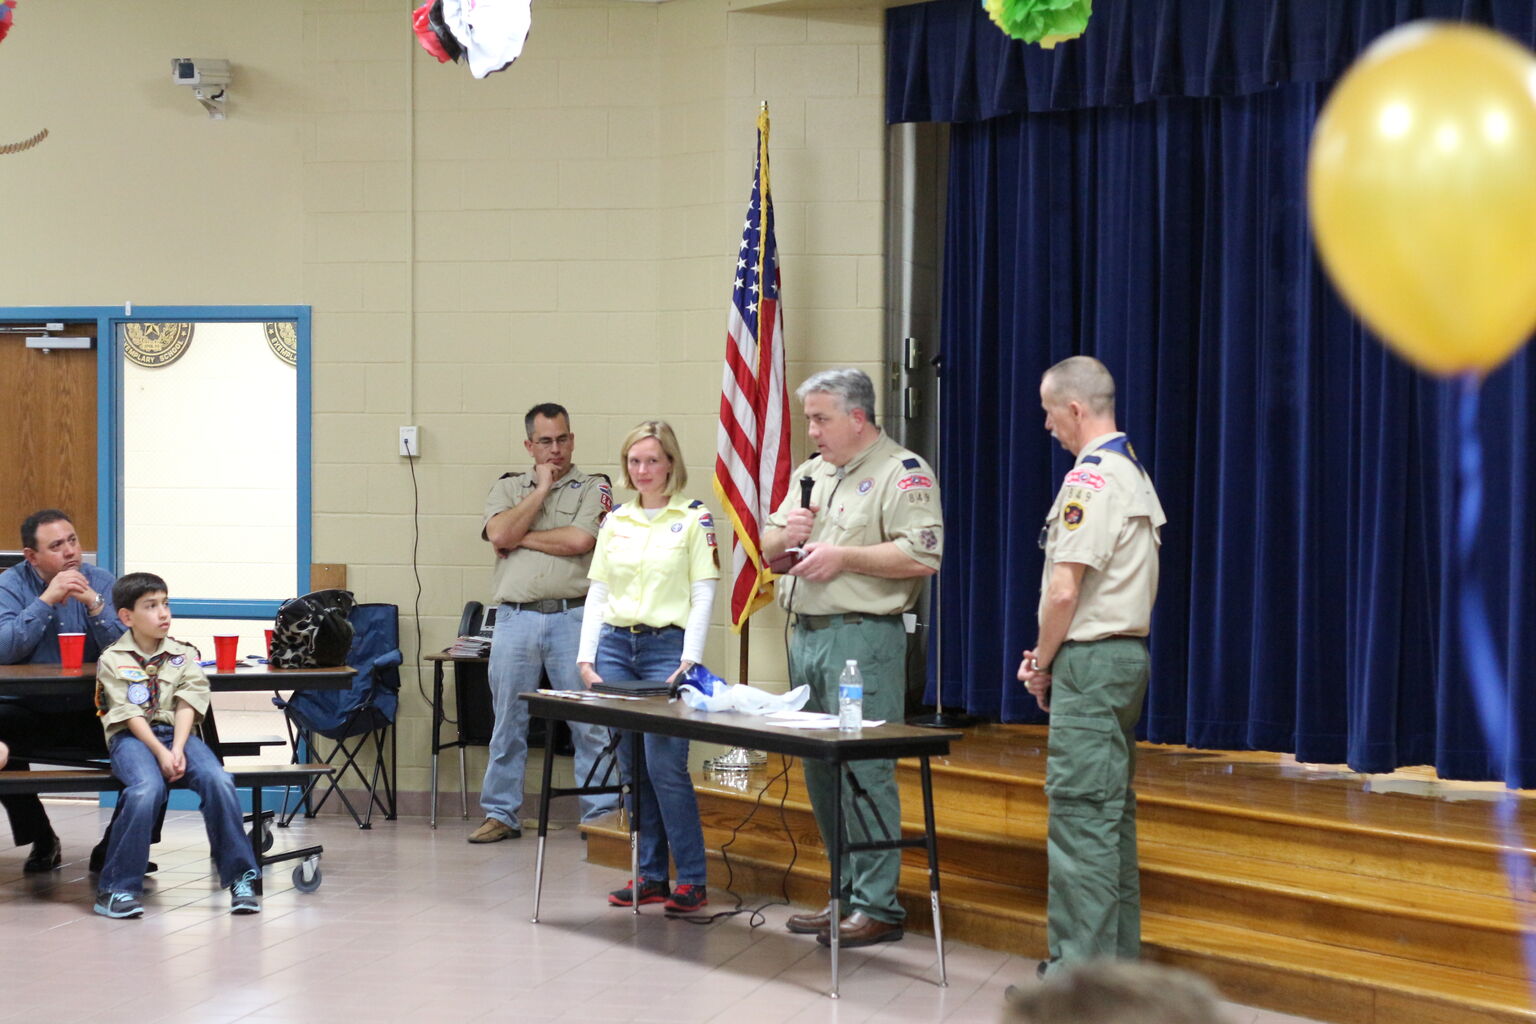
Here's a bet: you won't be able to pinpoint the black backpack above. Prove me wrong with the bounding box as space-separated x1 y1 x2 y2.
270 589 357 668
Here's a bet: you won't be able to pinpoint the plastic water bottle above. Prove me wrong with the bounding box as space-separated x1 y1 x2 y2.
838 660 864 732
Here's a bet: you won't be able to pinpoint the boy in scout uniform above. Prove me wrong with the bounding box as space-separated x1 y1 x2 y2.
763 368 943 949
93 572 259 918
1016 356 1166 983
471 403 617 843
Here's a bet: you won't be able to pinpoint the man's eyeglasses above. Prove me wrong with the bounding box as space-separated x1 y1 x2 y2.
531 434 573 449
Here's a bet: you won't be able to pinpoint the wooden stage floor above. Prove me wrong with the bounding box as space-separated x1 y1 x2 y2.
586 723 1536 1024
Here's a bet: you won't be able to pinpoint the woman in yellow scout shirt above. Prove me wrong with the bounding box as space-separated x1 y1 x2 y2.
578 421 718 913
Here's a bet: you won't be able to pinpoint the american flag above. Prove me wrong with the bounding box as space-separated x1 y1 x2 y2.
714 105 791 632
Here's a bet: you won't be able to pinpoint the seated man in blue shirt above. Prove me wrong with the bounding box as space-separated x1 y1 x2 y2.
0 509 126 872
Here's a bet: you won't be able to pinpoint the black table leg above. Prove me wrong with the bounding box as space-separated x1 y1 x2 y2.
829 761 843 999
248 783 265 896
430 660 445 829
531 716 558 923
920 755 947 986
629 731 641 917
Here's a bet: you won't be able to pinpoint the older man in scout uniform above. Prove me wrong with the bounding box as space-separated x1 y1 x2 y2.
762 367 943 949
1015 355 1166 982
470 403 617 843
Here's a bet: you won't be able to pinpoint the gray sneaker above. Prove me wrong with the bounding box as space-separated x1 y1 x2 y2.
94 891 143 919
230 869 261 914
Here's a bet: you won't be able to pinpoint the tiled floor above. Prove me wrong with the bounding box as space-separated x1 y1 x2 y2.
0 798 1327 1024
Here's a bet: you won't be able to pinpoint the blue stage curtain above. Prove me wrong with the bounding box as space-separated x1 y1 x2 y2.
903 0 1536 785
888 0 1536 122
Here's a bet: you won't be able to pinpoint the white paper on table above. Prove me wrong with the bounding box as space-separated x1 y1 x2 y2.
766 715 887 730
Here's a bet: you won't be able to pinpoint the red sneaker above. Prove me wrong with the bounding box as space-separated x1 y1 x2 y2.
608 878 670 907
664 884 708 913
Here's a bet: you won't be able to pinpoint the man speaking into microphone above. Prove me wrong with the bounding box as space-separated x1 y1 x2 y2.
763 367 944 949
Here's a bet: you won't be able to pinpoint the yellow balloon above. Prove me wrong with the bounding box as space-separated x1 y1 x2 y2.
1308 22 1536 376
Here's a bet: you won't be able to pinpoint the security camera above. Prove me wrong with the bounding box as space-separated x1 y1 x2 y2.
170 58 232 119
170 58 232 89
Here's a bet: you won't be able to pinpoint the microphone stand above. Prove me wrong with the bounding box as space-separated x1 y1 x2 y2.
910 351 978 729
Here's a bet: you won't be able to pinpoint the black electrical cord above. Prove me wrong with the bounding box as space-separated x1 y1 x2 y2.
670 560 811 927
668 750 797 926
403 438 435 721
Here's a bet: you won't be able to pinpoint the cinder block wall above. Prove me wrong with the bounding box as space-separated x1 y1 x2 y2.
0 0 889 804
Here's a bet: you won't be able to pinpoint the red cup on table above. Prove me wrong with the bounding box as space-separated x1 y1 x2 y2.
213 634 240 673
57 632 86 673
264 628 274 658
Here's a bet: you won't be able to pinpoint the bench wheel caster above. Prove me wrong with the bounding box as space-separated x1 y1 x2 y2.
249 822 274 853
292 856 322 893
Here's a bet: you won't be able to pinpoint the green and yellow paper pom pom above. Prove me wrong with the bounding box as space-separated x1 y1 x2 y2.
982 0 1092 48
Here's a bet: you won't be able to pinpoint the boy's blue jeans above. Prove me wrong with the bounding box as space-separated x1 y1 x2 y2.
100 724 256 894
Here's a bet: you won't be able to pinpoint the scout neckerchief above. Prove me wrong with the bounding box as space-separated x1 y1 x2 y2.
120 649 171 715
1078 433 1146 476
1039 434 1147 550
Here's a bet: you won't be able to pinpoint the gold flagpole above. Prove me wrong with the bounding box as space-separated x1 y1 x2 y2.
712 104 774 775
739 100 771 689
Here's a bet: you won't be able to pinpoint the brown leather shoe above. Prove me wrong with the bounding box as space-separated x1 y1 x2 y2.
785 903 835 934
467 818 521 843
815 910 904 948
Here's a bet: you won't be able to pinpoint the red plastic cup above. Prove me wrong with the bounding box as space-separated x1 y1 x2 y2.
58 632 86 673
264 628 274 657
213 634 239 673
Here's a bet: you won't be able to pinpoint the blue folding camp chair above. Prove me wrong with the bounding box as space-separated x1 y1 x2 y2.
274 602 401 829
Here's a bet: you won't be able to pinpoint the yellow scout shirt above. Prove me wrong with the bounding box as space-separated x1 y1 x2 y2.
95 633 211 742
768 431 944 617
1040 431 1166 642
589 495 719 629
482 466 611 604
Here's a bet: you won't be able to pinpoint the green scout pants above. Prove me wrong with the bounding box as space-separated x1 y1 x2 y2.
1045 636 1150 966
791 614 907 924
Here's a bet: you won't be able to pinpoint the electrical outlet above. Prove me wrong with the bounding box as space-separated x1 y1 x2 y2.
399 425 420 458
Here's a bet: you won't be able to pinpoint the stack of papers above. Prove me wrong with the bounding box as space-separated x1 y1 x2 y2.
446 635 491 657
763 711 887 730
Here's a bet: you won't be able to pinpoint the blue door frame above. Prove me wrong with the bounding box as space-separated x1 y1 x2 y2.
0 305 312 619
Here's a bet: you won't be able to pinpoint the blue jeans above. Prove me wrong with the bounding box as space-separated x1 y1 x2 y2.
597 625 706 886
482 605 619 829
101 724 255 894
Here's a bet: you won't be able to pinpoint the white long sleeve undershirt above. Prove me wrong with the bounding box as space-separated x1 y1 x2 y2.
577 578 716 669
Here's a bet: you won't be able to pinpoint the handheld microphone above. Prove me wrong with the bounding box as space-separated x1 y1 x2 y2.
769 477 816 575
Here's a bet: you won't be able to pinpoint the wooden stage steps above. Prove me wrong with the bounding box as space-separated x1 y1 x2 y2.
582 723 1536 1024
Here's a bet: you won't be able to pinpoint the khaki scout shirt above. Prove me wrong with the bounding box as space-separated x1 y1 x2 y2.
768 431 944 617
95 633 210 743
483 466 610 605
1040 431 1166 642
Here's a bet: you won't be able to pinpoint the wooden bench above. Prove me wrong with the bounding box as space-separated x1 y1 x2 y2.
0 764 334 893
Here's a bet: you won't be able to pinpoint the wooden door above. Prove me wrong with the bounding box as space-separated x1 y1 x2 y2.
0 323 98 551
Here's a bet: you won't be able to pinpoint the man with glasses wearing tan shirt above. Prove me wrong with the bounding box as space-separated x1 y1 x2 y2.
470 403 617 843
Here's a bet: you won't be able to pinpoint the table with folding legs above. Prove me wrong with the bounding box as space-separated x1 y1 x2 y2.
520 690 962 999
0 662 354 892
